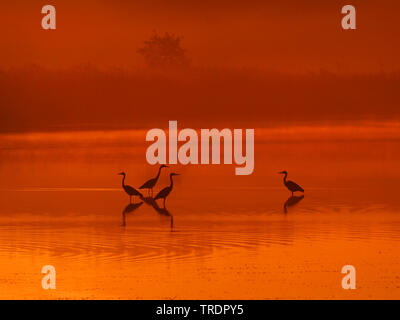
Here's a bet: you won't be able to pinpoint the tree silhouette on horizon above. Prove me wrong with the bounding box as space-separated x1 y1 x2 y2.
137 32 190 69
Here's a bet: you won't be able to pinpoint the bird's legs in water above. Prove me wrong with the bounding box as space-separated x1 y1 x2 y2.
163 198 166 208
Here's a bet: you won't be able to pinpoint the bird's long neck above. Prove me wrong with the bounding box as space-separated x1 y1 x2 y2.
283 172 287 183
169 175 174 188
121 175 126 188
155 166 163 181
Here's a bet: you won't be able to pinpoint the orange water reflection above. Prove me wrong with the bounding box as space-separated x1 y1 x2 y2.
0 124 399 299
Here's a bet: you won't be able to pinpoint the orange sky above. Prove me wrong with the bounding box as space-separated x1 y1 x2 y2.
1 0 400 133
0 0 399 73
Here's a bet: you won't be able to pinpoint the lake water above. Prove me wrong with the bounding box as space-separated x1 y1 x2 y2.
0 124 399 299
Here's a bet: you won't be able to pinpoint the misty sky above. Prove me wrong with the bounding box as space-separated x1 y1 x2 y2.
0 0 399 72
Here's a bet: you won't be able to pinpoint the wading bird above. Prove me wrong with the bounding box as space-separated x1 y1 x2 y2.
154 173 179 208
279 171 304 196
118 172 143 203
139 165 169 196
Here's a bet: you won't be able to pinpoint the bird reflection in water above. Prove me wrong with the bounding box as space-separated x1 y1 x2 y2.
123 196 174 231
140 197 174 231
283 195 304 214
121 202 143 226
151 201 174 232
139 197 174 231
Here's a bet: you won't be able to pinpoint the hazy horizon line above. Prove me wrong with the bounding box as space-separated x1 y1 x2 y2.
2 63 400 77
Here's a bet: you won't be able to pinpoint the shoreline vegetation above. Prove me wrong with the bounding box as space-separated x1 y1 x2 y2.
1 65 399 134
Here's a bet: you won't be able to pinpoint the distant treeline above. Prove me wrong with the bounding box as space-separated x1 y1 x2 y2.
0 66 399 133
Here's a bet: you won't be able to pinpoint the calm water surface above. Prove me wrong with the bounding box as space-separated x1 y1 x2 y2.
0 125 399 299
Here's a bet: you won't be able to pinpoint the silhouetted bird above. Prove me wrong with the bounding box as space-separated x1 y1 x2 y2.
139 164 169 196
279 171 304 195
141 196 157 207
154 173 179 208
118 172 143 203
